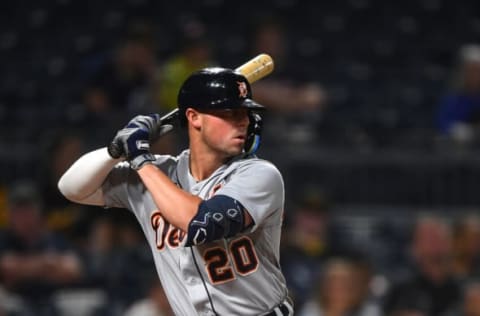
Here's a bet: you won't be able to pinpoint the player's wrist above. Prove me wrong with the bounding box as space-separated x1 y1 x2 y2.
130 153 156 170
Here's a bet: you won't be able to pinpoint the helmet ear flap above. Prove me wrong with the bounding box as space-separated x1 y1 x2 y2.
244 112 263 155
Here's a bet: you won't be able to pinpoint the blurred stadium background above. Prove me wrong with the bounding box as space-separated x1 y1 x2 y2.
1 0 480 315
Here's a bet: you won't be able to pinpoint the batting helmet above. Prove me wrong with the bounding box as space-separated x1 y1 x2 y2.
177 67 265 155
177 67 265 123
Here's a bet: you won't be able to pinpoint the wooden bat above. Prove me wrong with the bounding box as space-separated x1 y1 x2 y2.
235 53 274 84
108 54 274 158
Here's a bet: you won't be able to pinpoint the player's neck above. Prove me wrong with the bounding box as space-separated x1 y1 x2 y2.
189 146 227 181
189 153 225 182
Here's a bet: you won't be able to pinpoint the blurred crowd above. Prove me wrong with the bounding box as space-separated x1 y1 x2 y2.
1 1 480 315
281 190 480 316
0 179 479 316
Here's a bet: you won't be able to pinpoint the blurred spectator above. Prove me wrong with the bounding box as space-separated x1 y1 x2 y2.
247 18 328 145
461 281 480 316
39 133 85 208
451 214 480 283
76 212 155 312
113 215 156 308
123 277 173 316
281 190 334 310
79 22 158 140
155 21 215 113
149 20 216 155
383 216 461 316
437 44 480 146
444 280 480 316
35 132 87 232
298 257 381 316
349 255 381 316
79 215 117 289
249 19 327 113
0 180 83 315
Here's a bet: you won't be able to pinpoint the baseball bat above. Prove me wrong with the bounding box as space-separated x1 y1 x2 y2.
108 54 274 158
236 53 274 83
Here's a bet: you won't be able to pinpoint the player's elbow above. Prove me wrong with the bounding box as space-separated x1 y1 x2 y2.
183 195 248 247
58 176 78 202
57 174 88 203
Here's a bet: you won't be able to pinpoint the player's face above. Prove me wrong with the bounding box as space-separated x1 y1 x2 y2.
198 108 250 157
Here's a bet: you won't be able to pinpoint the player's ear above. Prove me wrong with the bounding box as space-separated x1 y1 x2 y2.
186 108 201 129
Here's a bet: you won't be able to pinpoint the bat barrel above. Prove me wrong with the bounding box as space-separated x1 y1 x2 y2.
235 54 274 84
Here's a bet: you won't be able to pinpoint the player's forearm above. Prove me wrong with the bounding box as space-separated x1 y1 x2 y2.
137 164 201 231
58 147 122 205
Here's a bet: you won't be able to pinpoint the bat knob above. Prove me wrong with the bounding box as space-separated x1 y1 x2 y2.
107 141 124 159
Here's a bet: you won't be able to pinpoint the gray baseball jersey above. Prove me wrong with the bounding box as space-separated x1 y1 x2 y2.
102 149 288 315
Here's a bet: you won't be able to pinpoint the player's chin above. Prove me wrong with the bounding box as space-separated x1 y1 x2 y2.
225 141 245 156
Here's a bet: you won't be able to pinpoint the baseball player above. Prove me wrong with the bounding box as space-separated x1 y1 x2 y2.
58 68 293 315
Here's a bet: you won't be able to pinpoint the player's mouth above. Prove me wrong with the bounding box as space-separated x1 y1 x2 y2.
233 134 246 142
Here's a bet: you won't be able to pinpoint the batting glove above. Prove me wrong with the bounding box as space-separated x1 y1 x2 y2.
107 114 173 170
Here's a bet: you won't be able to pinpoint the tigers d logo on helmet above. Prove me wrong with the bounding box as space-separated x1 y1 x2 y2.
237 81 248 98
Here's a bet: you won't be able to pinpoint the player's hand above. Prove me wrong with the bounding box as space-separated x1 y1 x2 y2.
107 114 173 169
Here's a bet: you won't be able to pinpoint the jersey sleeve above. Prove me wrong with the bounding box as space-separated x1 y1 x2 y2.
215 159 284 231
102 161 133 208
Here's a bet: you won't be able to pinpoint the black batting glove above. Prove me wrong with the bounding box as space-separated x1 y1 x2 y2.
108 114 173 170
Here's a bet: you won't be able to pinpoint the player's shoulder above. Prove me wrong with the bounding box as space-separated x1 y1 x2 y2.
232 155 283 177
234 154 276 167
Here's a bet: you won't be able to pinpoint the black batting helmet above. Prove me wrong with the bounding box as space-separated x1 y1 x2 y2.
177 67 265 124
